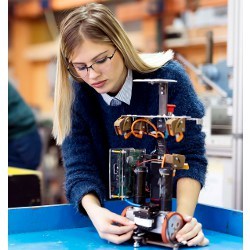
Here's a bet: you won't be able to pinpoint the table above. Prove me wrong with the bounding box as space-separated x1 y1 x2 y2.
9 200 243 250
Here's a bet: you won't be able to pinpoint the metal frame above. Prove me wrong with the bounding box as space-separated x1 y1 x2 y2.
227 0 243 210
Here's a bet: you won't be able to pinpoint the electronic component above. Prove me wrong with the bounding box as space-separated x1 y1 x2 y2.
109 148 146 200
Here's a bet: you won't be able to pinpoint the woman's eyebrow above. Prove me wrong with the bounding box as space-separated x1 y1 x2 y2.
72 50 109 64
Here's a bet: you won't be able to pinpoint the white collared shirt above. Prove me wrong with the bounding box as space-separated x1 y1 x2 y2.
101 69 132 106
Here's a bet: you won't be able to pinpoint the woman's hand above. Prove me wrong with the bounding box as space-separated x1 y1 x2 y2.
82 194 136 244
89 206 136 244
175 178 209 246
176 215 209 247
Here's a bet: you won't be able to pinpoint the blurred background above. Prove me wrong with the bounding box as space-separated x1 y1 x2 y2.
8 0 242 211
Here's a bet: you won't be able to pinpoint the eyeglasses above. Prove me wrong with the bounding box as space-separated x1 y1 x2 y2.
67 49 117 79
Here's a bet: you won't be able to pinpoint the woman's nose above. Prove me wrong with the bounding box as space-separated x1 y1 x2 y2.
88 67 101 79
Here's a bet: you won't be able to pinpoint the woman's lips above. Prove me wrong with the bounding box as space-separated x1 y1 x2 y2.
91 80 106 88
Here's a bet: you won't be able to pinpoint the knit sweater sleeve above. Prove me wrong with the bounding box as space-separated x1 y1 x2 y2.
61 85 106 214
163 60 208 188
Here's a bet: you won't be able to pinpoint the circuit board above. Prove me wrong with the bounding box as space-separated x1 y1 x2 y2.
109 148 146 199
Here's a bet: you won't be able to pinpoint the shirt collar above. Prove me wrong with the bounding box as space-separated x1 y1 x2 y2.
101 69 133 106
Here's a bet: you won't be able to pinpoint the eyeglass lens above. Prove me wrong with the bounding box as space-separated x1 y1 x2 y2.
68 49 116 79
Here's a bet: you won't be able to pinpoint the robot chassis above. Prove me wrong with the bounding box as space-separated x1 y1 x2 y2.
109 79 203 249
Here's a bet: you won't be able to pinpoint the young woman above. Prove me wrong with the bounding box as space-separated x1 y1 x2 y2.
53 3 209 246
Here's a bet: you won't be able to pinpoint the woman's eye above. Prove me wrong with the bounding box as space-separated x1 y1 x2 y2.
95 57 108 64
75 65 87 71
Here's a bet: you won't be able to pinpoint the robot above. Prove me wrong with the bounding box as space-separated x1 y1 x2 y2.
109 79 203 249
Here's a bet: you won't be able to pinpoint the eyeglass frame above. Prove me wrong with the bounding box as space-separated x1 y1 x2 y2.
66 48 117 80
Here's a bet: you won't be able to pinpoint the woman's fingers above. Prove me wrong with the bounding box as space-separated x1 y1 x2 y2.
187 231 209 247
175 216 209 247
176 221 202 242
104 224 136 235
198 236 210 246
176 217 197 238
111 213 136 226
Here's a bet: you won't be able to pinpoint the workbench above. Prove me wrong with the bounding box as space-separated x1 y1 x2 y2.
9 200 242 250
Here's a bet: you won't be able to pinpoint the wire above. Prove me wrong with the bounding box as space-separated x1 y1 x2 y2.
161 154 167 168
124 198 141 207
136 159 162 166
130 118 165 139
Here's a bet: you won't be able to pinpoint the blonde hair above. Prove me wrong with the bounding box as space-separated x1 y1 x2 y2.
53 3 173 144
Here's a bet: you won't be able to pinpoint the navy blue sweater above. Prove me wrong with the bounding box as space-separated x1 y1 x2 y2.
62 60 207 213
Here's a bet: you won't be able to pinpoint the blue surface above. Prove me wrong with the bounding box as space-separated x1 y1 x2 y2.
8 227 242 250
9 200 243 249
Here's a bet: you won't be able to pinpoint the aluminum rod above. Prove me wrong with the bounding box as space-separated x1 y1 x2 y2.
228 0 243 210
